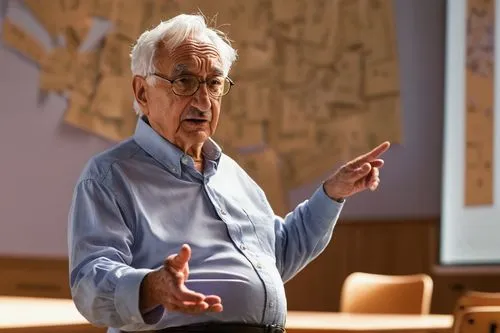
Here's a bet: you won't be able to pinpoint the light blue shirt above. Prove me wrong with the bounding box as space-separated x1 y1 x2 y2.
68 117 344 332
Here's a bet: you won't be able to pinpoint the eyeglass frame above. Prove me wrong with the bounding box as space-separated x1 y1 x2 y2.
147 72 235 97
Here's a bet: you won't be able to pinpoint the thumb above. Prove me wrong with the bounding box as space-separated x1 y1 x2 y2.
169 244 191 270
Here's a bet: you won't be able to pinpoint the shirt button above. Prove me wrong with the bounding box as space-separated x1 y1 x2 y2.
240 244 246 250
220 209 226 215
256 262 262 269
181 156 190 164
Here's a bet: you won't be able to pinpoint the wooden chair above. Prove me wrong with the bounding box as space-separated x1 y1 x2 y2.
339 272 433 314
455 291 500 312
452 291 500 333
454 306 500 333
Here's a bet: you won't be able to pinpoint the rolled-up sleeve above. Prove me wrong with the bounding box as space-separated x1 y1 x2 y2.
274 184 344 282
68 179 164 329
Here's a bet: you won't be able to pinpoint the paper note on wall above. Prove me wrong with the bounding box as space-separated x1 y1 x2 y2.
23 0 61 37
39 48 74 92
2 18 46 64
464 0 495 206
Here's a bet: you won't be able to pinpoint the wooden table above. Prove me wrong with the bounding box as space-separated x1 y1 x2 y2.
286 311 454 333
0 296 104 333
0 297 454 333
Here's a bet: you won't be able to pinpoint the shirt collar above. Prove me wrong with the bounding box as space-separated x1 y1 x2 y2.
133 117 222 177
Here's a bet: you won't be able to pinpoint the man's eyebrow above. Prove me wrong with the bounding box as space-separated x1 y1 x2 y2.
171 64 225 77
212 68 224 76
171 64 189 76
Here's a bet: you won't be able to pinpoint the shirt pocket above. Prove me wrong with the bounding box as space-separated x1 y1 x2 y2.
242 209 276 256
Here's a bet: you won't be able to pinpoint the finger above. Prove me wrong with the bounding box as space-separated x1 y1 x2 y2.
367 172 380 190
170 283 205 303
204 295 222 305
168 244 191 271
364 166 379 184
205 295 223 312
347 162 372 181
167 299 209 314
208 303 224 312
168 303 183 312
369 180 380 191
351 141 390 167
370 159 384 168
169 292 209 309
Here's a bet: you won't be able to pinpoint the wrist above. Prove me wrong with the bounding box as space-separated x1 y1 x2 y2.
139 270 161 312
322 183 345 203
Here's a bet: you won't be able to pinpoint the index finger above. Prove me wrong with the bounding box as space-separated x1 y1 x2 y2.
351 141 390 166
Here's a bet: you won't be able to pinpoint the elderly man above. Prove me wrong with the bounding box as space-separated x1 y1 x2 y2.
68 13 390 333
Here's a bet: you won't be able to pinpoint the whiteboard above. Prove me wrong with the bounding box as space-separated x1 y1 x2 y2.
440 0 500 265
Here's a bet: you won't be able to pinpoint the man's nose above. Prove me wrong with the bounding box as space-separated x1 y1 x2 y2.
191 83 211 111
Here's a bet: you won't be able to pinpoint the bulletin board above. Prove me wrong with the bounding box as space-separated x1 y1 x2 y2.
1 0 402 216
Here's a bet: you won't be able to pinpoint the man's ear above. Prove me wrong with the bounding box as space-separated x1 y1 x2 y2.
132 75 148 114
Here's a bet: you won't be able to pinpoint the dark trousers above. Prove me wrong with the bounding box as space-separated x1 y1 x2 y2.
121 322 286 333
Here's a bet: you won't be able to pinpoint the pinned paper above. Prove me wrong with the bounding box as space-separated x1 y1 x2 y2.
89 0 116 19
271 0 304 23
331 51 363 106
111 1 146 41
362 0 397 64
303 0 337 45
364 60 399 98
336 0 364 49
64 17 92 51
71 51 101 98
23 0 61 37
64 92 95 132
2 18 46 64
99 33 133 77
144 0 181 30
39 48 74 92
91 75 132 120
232 123 265 148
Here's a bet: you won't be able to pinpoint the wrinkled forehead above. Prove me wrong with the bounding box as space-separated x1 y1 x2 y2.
155 39 224 76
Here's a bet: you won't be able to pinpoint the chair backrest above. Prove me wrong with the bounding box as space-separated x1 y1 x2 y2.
339 272 433 314
455 291 500 312
452 291 500 333
454 306 500 333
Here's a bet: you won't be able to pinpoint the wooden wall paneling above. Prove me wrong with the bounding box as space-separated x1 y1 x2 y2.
1 218 500 316
0 257 70 299
285 219 434 312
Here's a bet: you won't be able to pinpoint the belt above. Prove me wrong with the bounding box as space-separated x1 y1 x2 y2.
122 322 286 333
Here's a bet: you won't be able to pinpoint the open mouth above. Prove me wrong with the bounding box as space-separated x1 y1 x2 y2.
185 119 208 124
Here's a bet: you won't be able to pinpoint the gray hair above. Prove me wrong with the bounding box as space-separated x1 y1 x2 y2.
130 13 238 115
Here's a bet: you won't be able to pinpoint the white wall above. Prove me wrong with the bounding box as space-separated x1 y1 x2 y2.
440 0 500 265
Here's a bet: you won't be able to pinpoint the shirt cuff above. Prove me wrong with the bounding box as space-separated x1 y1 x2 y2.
142 305 165 325
114 268 164 325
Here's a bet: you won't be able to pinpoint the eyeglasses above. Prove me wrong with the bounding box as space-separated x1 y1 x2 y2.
149 73 234 97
